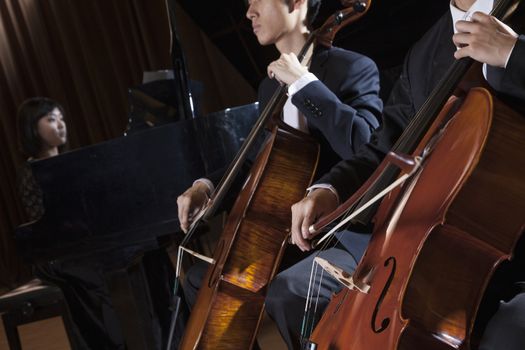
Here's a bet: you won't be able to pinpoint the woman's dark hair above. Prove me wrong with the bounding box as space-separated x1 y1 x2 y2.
17 97 66 158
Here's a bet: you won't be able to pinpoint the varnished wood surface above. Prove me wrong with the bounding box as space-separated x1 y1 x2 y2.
180 126 319 349
309 87 525 349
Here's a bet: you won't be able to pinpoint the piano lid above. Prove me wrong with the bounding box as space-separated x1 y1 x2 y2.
16 103 258 262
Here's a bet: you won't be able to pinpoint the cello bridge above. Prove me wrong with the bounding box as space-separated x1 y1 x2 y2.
314 257 370 293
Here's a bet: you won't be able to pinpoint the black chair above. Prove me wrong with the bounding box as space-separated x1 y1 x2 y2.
0 279 79 349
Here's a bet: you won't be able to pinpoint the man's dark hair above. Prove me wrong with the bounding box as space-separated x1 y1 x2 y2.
17 97 66 157
306 0 322 28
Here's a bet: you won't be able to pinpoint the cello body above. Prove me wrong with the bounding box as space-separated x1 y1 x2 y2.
180 124 319 349
309 87 525 349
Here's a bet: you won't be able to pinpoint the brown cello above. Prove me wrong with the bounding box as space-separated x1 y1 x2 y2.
304 0 525 349
177 1 372 349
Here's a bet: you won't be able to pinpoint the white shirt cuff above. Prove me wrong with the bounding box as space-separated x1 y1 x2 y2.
193 178 214 195
288 72 318 96
306 184 340 204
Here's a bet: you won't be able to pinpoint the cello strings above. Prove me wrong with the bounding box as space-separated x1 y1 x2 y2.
303 260 317 331
301 260 328 343
301 258 321 342
310 267 325 336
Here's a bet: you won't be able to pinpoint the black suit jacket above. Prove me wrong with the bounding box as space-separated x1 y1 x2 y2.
487 34 525 101
208 46 382 188
317 13 457 200
258 45 383 179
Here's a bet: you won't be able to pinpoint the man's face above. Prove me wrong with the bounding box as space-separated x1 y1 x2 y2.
246 0 299 46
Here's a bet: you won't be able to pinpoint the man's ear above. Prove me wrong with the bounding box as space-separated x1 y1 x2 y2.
288 0 306 12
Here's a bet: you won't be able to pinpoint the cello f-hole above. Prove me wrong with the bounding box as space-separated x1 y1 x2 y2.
371 256 396 333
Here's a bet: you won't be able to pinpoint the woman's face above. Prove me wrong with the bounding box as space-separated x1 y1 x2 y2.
36 107 67 148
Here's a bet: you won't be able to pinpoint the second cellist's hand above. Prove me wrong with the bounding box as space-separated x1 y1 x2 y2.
290 188 338 251
177 181 210 233
267 52 309 86
453 12 518 67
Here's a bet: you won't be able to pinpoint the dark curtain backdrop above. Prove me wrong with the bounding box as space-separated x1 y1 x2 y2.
0 0 172 287
0 0 256 288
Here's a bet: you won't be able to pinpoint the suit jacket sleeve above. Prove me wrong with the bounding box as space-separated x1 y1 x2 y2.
316 48 416 202
486 35 525 101
291 53 382 159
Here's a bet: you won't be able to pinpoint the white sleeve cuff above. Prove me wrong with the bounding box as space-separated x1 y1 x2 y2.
288 72 318 96
193 178 214 195
306 183 340 204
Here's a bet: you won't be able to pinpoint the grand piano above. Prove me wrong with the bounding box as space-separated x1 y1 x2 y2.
15 101 258 263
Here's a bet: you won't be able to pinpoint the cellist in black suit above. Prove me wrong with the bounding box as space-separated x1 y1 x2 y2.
175 0 383 347
453 10 525 350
